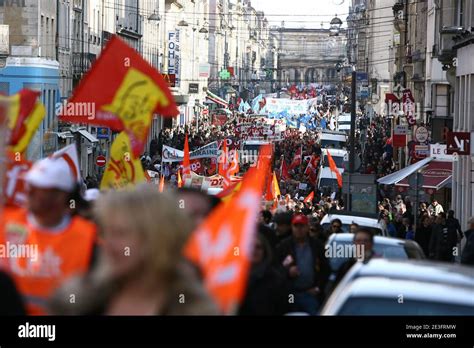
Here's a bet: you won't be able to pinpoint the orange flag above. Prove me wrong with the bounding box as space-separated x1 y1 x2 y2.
327 151 343 188
184 145 271 314
182 133 191 175
58 35 178 157
265 169 274 201
304 191 314 203
158 175 165 192
177 170 183 188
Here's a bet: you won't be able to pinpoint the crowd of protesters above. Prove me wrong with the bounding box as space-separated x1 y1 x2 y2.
1 98 474 317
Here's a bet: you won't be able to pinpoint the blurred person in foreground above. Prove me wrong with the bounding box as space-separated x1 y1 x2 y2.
176 187 221 229
49 187 218 315
0 157 97 315
238 234 289 315
275 214 330 315
0 270 26 315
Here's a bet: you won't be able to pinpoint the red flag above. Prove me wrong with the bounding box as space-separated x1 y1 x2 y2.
304 191 314 203
182 133 191 175
327 151 343 188
59 35 178 157
218 139 230 188
304 155 319 176
183 145 271 314
289 146 302 170
280 156 290 180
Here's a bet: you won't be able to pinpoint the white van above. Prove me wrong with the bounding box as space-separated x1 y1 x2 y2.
319 131 347 149
337 114 351 133
317 166 345 192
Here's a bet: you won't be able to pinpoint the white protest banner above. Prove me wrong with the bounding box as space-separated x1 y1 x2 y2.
162 141 219 162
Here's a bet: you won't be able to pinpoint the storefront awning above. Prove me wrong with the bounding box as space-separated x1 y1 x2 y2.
397 160 452 190
206 90 228 108
77 129 99 143
378 157 452 191
378 157 432 185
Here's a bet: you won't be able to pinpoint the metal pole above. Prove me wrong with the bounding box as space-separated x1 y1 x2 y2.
350 67 356 173
414 171 419 233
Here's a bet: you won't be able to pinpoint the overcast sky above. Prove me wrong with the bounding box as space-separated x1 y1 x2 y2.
250 0 350 29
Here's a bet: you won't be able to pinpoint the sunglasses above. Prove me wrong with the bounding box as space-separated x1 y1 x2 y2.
332 224 341 228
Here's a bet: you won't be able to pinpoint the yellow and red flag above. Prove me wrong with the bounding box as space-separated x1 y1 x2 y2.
184 145 271 314
58 35 178 157
327 151 343 188
0 90 45 154
100 131 146 190
182 134 191 175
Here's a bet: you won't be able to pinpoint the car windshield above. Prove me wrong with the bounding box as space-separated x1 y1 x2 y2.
324 238 405 272
338 297 474 315
319 178 339 191
320 140 345 149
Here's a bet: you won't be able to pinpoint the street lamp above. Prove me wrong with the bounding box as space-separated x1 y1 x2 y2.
330 14 343 36
148 11 161 21
177 19 189 27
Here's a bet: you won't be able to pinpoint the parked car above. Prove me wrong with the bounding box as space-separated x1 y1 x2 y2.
320 212 388 236
321 259 474 315
325 233 425 277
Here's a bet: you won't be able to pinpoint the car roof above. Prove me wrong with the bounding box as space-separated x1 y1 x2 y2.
343 277 474 304
321 214 381 228
350 258 474 288
322 149 348 157
327 234 408 246
320 134 347 141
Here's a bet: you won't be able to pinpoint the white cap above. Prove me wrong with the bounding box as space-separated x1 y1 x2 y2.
84 188 100 202
24 157 76 193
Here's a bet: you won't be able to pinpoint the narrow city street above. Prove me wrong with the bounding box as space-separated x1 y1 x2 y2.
0 0 473 345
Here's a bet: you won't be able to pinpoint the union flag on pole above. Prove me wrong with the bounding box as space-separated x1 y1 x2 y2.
59 35 178 157
1 90 45 154
184 145 271 314
100 131 146 190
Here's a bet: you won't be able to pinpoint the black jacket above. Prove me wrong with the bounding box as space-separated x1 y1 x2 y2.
238 263 290 315
275 236 330 300
429 223 458 261
461 229 474 265
415 224 432 257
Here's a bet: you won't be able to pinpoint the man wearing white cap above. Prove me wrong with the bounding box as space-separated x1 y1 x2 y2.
0 156 97 315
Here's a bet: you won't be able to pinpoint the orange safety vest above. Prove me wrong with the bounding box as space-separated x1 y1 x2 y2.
0 207 97 315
